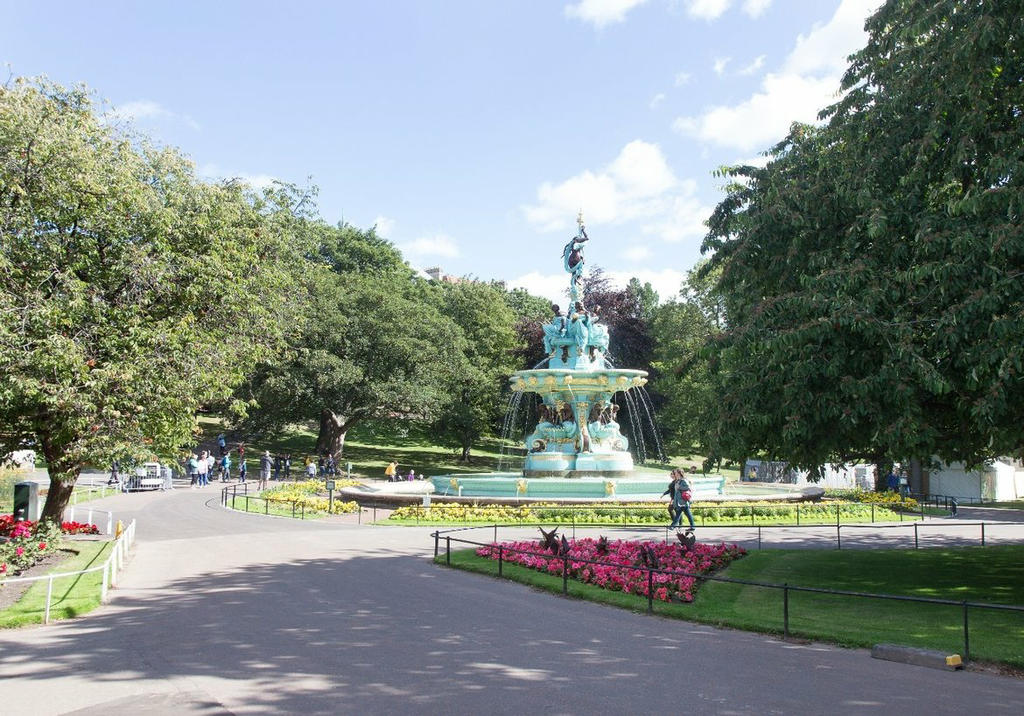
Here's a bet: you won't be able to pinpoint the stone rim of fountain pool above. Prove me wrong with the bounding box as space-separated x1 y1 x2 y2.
339 478 825 506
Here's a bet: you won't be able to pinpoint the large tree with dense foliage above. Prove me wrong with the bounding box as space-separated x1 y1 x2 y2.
698 0 1023 473
433 280 521 461
0 79 299 518
650 262 724 458
237 223 464 458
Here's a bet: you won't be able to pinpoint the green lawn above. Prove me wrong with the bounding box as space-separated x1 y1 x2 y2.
439 544 1024 668
0 540 113 627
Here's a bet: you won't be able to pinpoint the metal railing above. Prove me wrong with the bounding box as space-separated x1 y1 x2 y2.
221 482 310 519
431 523 1024 663
0 519 137 624
220 482 392 523
63 506 115 536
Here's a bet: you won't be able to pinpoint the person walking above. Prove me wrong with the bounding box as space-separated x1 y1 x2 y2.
273 453 281 481
668 469 695 530
220 452 232 482
188 453 199 488
238 456 247 483
206 451 216 486
325 454 336 477
284 454 292 480
384 461 398 482
259 451 272 490
217 433 227 456
197 451 209 487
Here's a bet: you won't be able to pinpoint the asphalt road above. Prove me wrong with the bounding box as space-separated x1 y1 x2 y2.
1 487 1022 715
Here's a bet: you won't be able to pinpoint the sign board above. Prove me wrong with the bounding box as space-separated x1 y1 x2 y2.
325 480 336 491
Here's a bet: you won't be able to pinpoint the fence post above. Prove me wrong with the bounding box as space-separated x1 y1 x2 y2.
963 601 970 662
783 584 789 639
796 504 800 526
446 537 451 565
572 512 576 540
101 560 109 601
758 526 762 550
871 504 875 523
562 557 569 595
265 499 268 515
981 522 985 546
750 505 755 526
836 504 841 527
914 522 919 549
433 532 439 558
494 524 498 543
647 569 654 614
498 546 504 577
836 524 842 550
44 575 54 624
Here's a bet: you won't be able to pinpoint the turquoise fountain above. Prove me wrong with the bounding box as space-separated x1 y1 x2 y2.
431 215 724 500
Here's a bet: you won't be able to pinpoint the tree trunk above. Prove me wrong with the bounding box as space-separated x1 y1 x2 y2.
460 444 471 463
37 435 80 522
41 477 76 522
315 409 350 461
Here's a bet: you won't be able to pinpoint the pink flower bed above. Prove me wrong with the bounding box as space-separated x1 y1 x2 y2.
476 537 746 602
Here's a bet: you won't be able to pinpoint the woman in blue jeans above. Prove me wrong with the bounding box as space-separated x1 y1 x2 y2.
668 469 695 530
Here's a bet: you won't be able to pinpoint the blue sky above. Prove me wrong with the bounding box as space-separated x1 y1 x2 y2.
2 0 880 304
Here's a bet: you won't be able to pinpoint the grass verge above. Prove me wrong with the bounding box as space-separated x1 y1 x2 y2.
438 544 1024 668
0 540 113 627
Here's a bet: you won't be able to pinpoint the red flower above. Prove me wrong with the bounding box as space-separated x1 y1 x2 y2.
38 542 47 550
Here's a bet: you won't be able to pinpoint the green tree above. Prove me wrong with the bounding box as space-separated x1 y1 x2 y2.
0 79 298 519
238 227 463 458
700 0 1024 473
433 281 521 461
650 262 723 458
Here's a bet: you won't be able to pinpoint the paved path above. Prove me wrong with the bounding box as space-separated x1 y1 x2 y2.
1 488 1022 715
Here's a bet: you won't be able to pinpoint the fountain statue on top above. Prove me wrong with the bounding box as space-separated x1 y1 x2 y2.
511 213 647 477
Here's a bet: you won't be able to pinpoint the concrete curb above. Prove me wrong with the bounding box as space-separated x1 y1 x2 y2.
871 644 964 671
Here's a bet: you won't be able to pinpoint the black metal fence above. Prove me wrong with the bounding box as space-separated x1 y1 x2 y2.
221 482 310 519
431 524 1024 663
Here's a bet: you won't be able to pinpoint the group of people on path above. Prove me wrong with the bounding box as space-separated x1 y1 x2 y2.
187 437 248 487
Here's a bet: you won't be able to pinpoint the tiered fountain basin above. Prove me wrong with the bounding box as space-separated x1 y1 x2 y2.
429 472 726 500
510 367 648 476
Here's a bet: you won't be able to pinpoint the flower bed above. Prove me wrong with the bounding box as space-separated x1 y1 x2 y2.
475 537 746 603
392 501 909 525
258 479 361 515
1 516 101 579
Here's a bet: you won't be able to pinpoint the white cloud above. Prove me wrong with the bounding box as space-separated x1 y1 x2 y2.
565 0 648 28
649 92 666 109
674 71 692 87
742 0 772 18
524 140 712 246
508 267 685 306
685 0 732 21
524 140 677 232
508 271 568 307
373 215 395 238
399 233 460 258
606 268 687 303
235 173 278 190
712 57 731 76
738 54 766 75
107 99 200 130
673 0 879 152
623 246 652 262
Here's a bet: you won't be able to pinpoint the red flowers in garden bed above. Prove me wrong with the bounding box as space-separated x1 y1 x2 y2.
476 536 746 603
0 515 99 537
